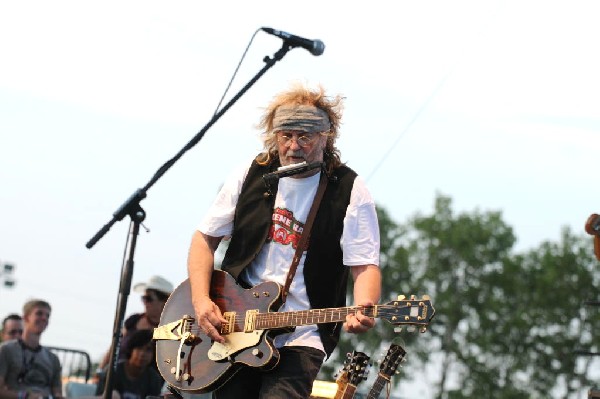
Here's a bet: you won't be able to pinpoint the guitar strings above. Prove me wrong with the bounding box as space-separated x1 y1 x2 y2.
179 304 428 334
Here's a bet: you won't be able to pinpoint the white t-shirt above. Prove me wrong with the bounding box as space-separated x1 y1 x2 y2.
199 160 380 354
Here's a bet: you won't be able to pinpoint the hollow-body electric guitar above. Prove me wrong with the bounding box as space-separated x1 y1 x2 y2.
153 269 434 393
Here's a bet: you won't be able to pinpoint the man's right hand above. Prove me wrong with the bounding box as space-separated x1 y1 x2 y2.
193 295 228 344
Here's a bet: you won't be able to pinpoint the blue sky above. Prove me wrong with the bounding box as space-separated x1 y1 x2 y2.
1 1 599 395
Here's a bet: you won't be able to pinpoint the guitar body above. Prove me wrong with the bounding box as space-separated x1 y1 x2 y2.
155 270 282 393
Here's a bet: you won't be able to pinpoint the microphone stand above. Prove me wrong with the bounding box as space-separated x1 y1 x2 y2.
87 42 295 399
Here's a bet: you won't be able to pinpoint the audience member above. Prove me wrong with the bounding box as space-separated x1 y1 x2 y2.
0 299 62 399
99 275 173 370
95 329 163 399
1 314 23 343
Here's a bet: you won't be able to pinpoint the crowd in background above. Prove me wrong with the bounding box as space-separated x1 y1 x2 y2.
0 275 173 399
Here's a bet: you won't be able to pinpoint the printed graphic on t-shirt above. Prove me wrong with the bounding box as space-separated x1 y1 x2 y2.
268 207 304 249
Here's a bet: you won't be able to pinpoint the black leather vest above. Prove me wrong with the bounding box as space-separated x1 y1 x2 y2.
221 158 357 356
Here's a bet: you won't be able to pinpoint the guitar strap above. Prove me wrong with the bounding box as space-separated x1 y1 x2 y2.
281 171 328 303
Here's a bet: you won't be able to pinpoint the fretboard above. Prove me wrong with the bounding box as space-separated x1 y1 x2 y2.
255 305 377 329
366 374 390 399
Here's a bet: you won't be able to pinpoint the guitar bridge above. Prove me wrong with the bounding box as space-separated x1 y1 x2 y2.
153 315 195 342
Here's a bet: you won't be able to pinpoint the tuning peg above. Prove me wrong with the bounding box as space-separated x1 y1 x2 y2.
422 294 430 300
394 327 403 333
410 294 416 300
407 325 416 333
420 326 428 333
397 294 406 301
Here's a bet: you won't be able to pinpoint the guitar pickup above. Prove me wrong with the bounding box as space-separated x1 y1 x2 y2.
153 315 195 341
244 309 258 332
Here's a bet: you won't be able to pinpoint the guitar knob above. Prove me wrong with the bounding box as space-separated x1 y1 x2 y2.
252 348 263 358
182 373 191 381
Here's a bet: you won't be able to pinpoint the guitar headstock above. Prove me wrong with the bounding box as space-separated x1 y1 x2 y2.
336 350 370 387
378 343 407 379
378 294 435 332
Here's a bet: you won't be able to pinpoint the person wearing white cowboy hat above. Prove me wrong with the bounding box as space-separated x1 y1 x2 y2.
132 275 174 329
133 275 174 298
98 275 174 370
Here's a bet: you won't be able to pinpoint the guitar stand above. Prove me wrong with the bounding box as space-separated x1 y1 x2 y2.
144 388 183 399
166 384 184 399
85 40 295 399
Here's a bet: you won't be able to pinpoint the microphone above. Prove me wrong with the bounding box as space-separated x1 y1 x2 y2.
261 27 325 56
263 161 323 187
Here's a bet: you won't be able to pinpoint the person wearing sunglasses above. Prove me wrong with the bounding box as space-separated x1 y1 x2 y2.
98 275 173 371
188 83 381 399
1 314 23 342
0 300 62 399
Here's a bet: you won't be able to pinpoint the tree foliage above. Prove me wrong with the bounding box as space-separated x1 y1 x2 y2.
323 193 600 399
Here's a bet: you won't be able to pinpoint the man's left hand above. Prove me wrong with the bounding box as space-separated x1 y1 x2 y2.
343 303 376 334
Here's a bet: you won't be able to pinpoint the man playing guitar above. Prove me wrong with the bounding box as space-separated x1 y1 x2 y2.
187 83 381 398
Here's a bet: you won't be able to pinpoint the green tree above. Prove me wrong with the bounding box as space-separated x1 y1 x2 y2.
472 227 600 398
325 193 600 399
400 193 518 398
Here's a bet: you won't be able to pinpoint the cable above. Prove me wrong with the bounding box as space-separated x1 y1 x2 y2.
212 28 261 117
365 69 453 184
365 2 503 183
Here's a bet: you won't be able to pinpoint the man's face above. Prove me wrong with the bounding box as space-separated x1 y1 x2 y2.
141 290 168 317
24 306 50 335
276 130 327 168
1 318 23 341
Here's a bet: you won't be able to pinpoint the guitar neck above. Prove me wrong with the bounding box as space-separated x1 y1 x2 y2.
335 384 357 399
255 305 377 329
366 374 390 399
